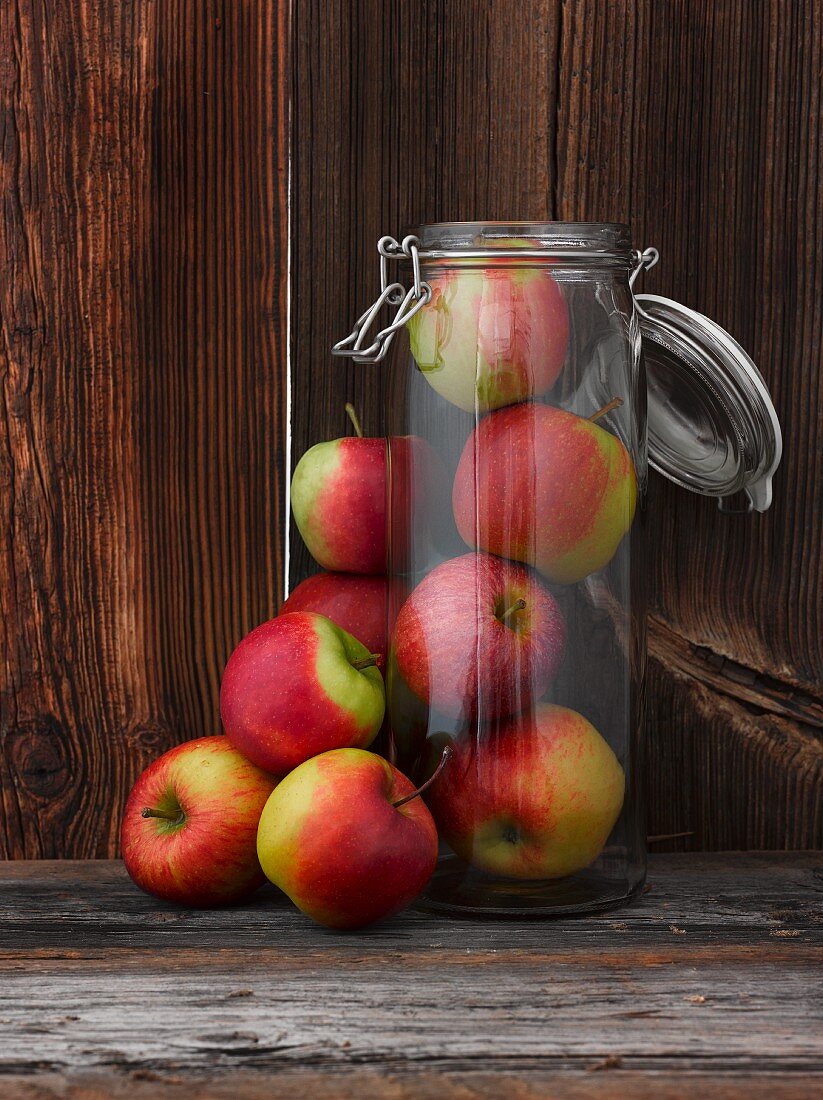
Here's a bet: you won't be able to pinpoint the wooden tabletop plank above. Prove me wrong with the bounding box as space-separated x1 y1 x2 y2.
0 854 820 1098
1 851 818 948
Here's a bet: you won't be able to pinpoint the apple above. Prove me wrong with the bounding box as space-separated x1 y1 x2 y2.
280 572 389 667
452 401 637 584
256 747 440 929
291 405 386 574
391 552 566 721
406 267 569 412
220 611 385 776
120 736 277 906
427 704 625 880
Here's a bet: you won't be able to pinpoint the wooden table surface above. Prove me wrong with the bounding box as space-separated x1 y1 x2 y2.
1 853 821 1098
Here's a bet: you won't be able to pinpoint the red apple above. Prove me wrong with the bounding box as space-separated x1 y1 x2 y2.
256 747 439 929
392 552 566 721
280 572 388 666
452 401 637 584
427 704 625 880
220 611 385 776
290 406 386 574
406 266 569 412
120 737 277 907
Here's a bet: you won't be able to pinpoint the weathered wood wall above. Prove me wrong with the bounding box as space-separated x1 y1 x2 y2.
0 1 289 857
291 0 822 850
1 0 820 855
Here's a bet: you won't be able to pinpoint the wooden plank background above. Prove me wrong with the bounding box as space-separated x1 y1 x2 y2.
2 0 821 856
0 0 289 857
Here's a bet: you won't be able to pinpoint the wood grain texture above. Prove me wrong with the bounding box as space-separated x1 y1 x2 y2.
554 0 823 850
291 0 822 847
0 855 821 1096
1 0 820 856
0 1 289 858
289 0 560 585
1 1074 819 1100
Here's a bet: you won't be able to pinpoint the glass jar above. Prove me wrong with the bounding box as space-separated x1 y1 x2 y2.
332 221 782 917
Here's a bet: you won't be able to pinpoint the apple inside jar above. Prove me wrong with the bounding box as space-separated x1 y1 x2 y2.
406 262 570 414
391 551 567 723
425 704 625 881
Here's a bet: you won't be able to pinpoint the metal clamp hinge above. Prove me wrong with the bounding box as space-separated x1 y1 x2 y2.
332 235 432 364
629 246 660 293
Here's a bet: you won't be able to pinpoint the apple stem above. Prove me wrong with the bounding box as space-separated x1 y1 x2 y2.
587 396 624 423
345 402 364 438
351 653 380 671
499 597 527 624
141 807 184 824
393 746 453 810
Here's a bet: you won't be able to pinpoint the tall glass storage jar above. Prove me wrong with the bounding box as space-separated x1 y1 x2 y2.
331 221 781 918
384 223 645 915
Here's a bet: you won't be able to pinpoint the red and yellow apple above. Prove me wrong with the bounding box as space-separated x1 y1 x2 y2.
406 267 568 412
220 611 385 776
452 402 637 584
120 736 277 906
427 704 625 879
392 552 566 721
256 747 438 929
291 411 386 574
280 572 389 667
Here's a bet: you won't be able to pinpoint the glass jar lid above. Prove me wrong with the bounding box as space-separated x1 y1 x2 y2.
636 292 782 512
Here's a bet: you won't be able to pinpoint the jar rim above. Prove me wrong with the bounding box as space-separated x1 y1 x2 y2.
411 221 633 265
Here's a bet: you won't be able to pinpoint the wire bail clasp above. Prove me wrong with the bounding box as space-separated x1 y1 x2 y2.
629 246 660 292
332 235 432 364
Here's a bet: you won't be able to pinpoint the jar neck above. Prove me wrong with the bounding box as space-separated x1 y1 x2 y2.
413 221 633 268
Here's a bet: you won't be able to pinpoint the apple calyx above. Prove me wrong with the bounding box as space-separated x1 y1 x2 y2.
498 597 527 625
393 746 453 810
345 402 364 438
141 806 185 825
350 653 380 671
587 396 624 423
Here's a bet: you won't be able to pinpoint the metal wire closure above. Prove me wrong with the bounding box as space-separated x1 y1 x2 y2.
334 237 658 364
334 234 651 364
629 246 660 292
332 236 432 364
